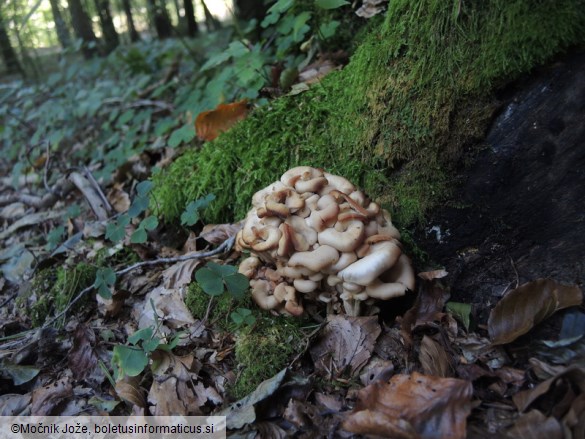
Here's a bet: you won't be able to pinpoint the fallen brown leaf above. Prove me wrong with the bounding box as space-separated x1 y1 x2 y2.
195 100 249 141
512 367 585 413
115 375 146 408
31 378 73 415
310 315 381 379
506 409 563 439
343 372 473 439
200 222 243 244
488 279 582 345
419 335 453 378
68 324 98 380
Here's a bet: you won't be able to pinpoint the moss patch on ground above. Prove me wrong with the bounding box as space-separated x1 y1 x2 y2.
153 0 584 227
21 263 97 327
186 282 308 399
230 314 307 399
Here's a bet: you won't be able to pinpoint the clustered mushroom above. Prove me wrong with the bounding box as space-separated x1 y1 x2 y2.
236 166 415 316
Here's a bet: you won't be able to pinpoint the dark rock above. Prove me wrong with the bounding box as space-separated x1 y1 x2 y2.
417 51 585 319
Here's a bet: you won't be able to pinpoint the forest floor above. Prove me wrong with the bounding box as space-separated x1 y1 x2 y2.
1 13 584 439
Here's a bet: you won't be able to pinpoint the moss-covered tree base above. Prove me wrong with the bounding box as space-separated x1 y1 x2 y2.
153 0 584 227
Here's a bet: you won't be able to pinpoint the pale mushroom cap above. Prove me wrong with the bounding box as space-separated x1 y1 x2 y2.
338 241 402 286
250 279 280 310
294 278 318 293
323 172 356 194
318 220 365 253
288 244 340 272
281 166 323 187
365 280 408 300
240 167 413 316
238 256 260 278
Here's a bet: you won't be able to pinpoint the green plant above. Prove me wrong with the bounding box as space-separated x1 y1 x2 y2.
180 193 216 226
195 262 249 299
111 325 182 380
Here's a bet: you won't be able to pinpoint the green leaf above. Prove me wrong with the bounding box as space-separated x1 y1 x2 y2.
94 268 116 299
207 261 236 276
142 336 161 353
315 0 349 9
140 215 158 231
128 195 149 218
225 273 249 299
112 345 148 377
180 193 216 226
1 363 40 385
231 311 244 325
319 20 340 39
446 302 472 331
261 0 294 28
106 222 125 243
168 124 196 148
136 180 154 197
88 396 119 413
117 109 135 126
293 12 312 41
195 268 224 296
130 228 147 244
128 327 153 345
46 225 65 251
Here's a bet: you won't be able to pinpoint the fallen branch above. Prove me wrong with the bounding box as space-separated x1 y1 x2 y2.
42 234 237 329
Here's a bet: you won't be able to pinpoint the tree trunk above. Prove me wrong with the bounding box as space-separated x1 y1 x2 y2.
234 0 267 22
147 0 173 39
183 0 198 37
67 0 98 58
0 8 23 75
200 0 219 31
121 0 140 42
49 0 72 49
94 0 119 53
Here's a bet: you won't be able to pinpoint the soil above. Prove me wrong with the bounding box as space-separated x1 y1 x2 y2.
415 50 585 323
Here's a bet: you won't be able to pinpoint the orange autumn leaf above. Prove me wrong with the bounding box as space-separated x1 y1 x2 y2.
195 100 249 141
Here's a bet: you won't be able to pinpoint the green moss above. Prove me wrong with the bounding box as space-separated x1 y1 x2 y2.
153 0 585 226
186 282 254 331
230 314 307 399
186 282 308 400
21 263 97 327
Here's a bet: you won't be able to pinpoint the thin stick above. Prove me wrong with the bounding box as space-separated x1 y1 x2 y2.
42 234 237 329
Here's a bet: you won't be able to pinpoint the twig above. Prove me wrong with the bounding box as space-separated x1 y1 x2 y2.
0 292 18 308
42 234 237 329
509 255 519 288
43 141 51 193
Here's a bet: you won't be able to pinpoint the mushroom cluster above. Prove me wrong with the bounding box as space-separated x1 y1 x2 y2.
236 167 415 316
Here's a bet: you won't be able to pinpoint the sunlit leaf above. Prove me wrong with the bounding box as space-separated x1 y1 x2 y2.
488 279 582 345
195 100 249 141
